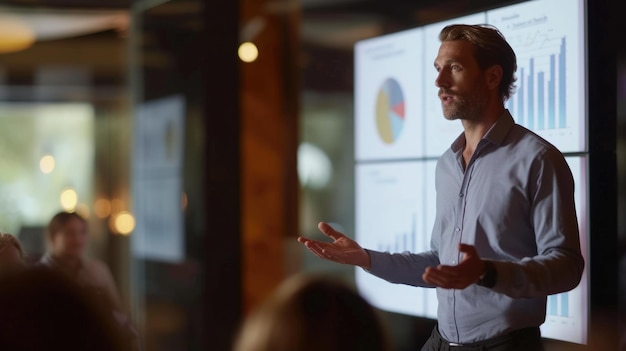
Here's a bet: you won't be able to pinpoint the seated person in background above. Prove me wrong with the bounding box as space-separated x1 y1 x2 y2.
235 275 390 351
0 267 131 351
0 232 25 276
40 211 123 313
40 211 140 349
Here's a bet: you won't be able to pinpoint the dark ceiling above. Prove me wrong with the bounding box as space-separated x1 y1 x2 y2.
0 0 528 98
0 0 128 9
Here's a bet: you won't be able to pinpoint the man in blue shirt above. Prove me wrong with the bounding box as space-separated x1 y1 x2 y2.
298 24 584 351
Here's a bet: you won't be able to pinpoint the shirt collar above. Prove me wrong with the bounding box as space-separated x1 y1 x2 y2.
450 109 515 153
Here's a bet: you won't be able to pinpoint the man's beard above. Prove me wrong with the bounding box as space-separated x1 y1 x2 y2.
440 83 488 121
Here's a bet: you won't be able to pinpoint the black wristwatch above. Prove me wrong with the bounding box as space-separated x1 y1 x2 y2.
477 260 497 288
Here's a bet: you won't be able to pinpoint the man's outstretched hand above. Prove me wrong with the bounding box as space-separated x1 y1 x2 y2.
297 222 371 270
422 244 486 289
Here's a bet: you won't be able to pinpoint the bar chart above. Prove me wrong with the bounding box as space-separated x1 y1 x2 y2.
506 36 567 131
376 213 416 253
548 292 570 317
487 0 585 153
355 161 438 318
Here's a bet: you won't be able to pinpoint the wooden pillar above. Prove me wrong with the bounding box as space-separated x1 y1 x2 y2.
240 0 300 312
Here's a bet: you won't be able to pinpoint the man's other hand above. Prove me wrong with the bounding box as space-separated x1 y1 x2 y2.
422 244 486 289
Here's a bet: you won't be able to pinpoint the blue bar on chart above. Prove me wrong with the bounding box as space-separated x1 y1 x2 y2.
559 37 566 129
548 294 558 316
527 58 534 130
538 71 545 130
509 37 567 132
517 68 524 125
548 54 556 129
560 292 569 317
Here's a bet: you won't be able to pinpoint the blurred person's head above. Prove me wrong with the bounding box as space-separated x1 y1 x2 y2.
47 211 88 258
0 233 24 275
0 267 130 351
234 275 390 351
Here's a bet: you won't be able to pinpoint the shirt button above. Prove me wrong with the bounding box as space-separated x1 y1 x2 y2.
452 260 457 264
455 228 460 232
459 193 464 197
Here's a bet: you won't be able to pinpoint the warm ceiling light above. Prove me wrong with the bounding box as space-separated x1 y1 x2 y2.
0 15 35 54
238 42 258 63
60 188 78 211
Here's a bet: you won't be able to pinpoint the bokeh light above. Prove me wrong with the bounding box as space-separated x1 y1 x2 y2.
94 198 112 218
60 188 78 211
39 155 55 174
0 15 35 54
238 42 259 63
111 211 135 236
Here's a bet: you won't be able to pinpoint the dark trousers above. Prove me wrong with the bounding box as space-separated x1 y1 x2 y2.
420 325 545 351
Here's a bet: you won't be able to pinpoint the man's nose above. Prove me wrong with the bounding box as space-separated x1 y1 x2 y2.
435 71 449 88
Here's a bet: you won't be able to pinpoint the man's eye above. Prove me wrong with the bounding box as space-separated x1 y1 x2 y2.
451 65 461 71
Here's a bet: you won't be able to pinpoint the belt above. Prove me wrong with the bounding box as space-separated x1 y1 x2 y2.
432 325 541 350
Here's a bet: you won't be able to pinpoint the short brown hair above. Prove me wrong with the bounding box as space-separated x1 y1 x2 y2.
439 24 517 100
47 211 87 239
0 233 23 259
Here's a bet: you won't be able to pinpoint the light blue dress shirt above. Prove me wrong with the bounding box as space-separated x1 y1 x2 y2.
366 110 584 343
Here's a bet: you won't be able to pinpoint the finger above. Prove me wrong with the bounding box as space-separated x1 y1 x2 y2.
426 266 459 281
321 249 345 264
458 244 477 256
304 242 333 260
307 241 342 260
298 237 326 247
436 265 463 278
426 266 468 286
426 273 465 289
318 222 345 241
423 269 455 288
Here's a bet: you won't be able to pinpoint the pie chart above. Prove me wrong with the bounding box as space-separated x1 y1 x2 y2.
375 78 405 144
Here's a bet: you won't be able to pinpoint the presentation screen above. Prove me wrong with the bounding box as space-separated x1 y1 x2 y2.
354 0 588 344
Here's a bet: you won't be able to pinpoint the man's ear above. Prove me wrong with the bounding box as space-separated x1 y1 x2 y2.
485 65 503 91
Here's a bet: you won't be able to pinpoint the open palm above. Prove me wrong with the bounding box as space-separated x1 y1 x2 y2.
297 222 371 269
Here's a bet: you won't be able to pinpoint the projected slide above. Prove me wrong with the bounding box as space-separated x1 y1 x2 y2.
355 161 438 318
540 156 588 344
422 13 487 157
487 0 586 152
355 29 425 161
